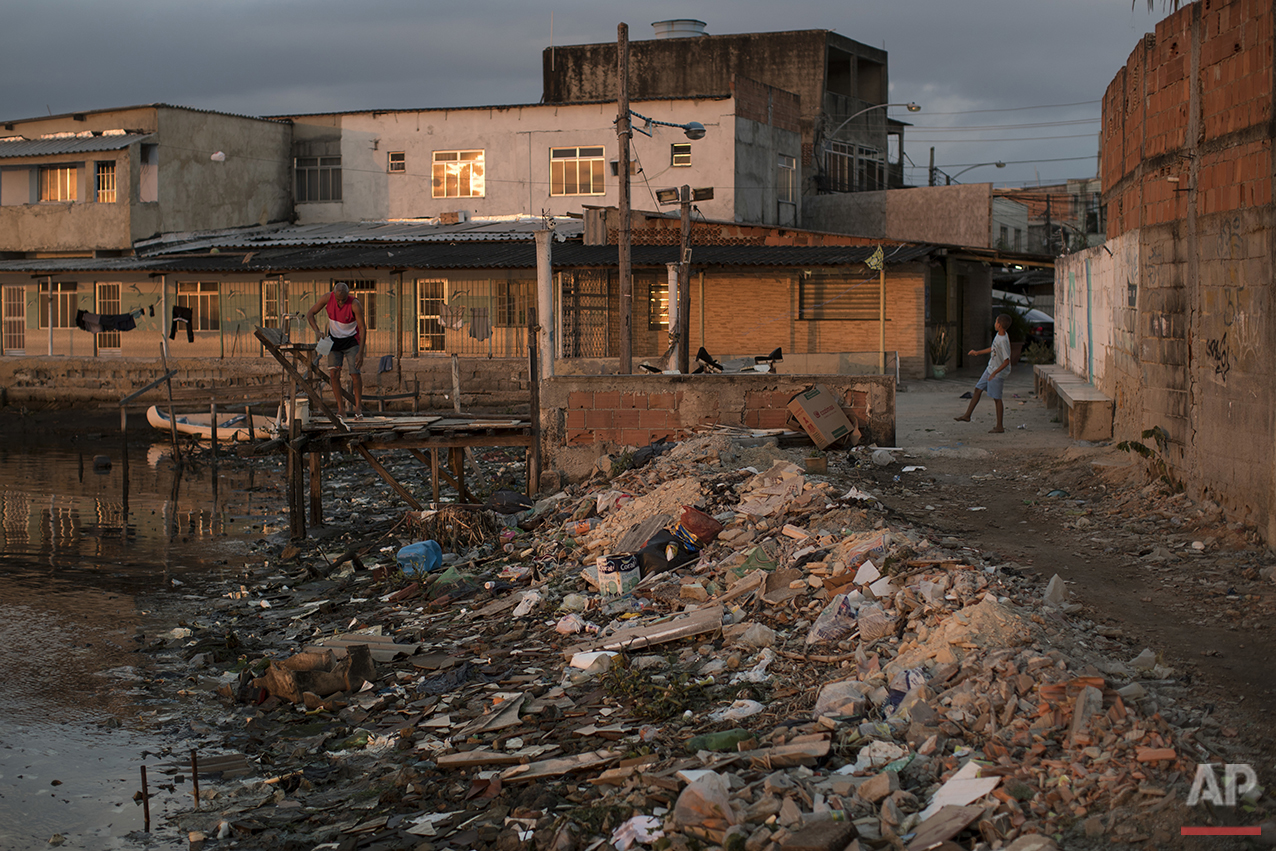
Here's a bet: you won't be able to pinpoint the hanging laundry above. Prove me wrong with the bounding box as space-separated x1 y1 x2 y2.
439 300 466 331
378 354 394 374
75 310 103 333
100 313 137 332
170 306 194 342
468 306 492 341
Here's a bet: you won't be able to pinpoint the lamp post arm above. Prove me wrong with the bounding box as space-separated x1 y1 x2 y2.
824 102 920 144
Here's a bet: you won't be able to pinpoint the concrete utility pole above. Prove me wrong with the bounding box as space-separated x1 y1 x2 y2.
616 23 633 374
929 147 935 187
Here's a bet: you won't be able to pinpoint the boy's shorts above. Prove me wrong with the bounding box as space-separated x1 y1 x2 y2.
976 369 1004 400
328 343 361 374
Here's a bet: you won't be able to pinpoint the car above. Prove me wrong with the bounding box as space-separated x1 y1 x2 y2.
992 303 1054 348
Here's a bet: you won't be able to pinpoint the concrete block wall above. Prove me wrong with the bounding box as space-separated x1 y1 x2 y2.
1075 0 1276 540
540 373 895 482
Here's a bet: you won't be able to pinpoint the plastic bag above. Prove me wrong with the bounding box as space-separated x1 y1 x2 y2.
638 530 696 576
805 593 858 644
673 771 738 829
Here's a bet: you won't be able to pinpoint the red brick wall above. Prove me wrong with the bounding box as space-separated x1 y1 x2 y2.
1104 0 1273 239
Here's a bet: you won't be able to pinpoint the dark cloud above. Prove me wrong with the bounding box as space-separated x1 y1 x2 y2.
3 0 1166 186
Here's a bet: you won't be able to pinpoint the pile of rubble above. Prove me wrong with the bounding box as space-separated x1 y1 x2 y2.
146 435 1268 850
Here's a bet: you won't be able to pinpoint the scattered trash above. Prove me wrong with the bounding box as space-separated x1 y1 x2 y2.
396 540 442 575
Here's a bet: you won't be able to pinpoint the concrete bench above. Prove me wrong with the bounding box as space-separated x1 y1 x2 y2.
1055 382 1114 441
1033 363 1113 440
1032 364 1071 398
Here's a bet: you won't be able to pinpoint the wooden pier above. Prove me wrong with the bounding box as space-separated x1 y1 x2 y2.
252 324 541 539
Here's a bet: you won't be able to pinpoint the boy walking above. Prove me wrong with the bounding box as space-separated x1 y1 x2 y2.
955 313 1013 433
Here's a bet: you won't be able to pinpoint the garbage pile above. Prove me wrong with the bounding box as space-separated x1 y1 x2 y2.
149 435 1266 850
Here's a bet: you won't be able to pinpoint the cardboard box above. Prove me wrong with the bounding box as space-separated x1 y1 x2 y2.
787 384 855 449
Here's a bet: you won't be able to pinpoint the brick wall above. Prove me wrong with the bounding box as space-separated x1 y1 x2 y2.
541 373 896 481
1082 0 1276 541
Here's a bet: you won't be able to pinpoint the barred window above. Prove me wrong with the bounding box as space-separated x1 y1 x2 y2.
95 162 116 203
388 151 405 173
671 143 692 167
493 280 534 327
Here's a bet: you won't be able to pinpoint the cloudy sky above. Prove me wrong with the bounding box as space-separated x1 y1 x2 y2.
3 1 1169 187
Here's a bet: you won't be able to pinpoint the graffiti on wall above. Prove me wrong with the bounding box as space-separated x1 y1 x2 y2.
1204 285 1263 385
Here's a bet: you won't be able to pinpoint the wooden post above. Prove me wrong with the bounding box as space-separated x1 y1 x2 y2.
879 265 887 374
617 22 632 374
309 450 323 526
120 407 130 515
527 306 541 497
140 765 150 832
451 354 461 413
159 343 182 464
244 405 254 440
287 351 305 539
210 402 218 462
431 448 440 506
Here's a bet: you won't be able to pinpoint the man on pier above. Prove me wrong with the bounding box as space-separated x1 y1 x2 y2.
306 283 366 420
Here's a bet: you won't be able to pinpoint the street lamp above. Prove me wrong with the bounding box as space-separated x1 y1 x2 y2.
946 161 1006 184
823 101 921 144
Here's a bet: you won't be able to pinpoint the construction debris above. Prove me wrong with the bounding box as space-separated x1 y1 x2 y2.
139 435 1269 850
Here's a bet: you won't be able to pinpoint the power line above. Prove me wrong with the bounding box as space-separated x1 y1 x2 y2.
903 132 1099 142
912 99 1101 116
908 119 1100 131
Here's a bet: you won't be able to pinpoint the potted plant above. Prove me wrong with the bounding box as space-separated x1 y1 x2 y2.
928 326 952 378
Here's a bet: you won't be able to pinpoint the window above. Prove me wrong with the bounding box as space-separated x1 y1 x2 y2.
671 143 692 167
261 280 281 329
337 279 377 331
95 162 116 203
295 156 342 202
493 279 534 327
999 226 1010 248
798 271 878 320
826 142 884 192
550 146 605 196
417 279 446 351
1014 229 1023 251
97 282 121 351
432 150 484 198
2 285 24 353
777 155 796 204
647 278 669 330
39 282 78 329
40 166 77 202
388 152 405 173
176 281 219 331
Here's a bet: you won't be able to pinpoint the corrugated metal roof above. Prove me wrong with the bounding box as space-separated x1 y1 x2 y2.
143 218 585 254
0 133 152 159
0 241 936 275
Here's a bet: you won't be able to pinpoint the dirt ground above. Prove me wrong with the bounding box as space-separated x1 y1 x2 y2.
868 363 1276 775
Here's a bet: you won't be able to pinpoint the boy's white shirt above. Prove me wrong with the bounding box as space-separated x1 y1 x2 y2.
989 331 1011 377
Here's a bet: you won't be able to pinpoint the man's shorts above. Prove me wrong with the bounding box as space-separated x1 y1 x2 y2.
328 342 361 375
975 369 1004 400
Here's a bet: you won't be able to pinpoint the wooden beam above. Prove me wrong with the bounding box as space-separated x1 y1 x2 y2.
353 444 422 510
409 448 468 503
253 328 350 433
118 369 179 406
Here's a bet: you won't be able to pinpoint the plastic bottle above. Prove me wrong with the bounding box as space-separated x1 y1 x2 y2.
397 540 443 575
685 728 755 753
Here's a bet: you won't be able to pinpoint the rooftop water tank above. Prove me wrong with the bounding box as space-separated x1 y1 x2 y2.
651 19 708 39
